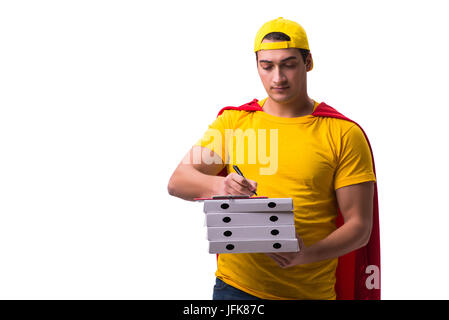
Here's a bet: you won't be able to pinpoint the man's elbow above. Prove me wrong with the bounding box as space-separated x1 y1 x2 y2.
167 174 178 197
167 181 174 196
359 223 373 247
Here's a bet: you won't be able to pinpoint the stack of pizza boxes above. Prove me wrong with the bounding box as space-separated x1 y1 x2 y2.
203 197 299 254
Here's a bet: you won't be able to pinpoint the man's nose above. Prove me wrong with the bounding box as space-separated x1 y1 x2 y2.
273 66 287 84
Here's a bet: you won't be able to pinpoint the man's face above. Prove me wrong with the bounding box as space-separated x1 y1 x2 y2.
256 40 311 104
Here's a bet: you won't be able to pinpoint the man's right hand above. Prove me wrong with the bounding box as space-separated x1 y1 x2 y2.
213 172 258 196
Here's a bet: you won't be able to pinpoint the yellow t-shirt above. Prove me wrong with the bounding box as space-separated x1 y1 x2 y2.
194 98 376 300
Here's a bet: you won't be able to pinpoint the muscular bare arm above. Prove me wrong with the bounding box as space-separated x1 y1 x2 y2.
267 181 374 267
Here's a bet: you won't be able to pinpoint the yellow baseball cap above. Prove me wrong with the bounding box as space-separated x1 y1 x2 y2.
254 17 312 70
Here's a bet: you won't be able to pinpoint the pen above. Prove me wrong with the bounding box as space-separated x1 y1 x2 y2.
232 165 257 196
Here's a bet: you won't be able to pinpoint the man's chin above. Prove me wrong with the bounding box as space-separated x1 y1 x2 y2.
268 93 295 104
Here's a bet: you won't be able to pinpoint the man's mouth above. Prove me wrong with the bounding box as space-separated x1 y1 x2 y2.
272 86 289 91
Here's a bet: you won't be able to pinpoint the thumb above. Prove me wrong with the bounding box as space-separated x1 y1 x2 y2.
296 233 304 250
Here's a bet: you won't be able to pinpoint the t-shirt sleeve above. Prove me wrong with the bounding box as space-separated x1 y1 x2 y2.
334 124 376 190
193 110 233 163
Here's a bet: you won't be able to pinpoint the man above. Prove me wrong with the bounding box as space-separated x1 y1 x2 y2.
167 17 379 300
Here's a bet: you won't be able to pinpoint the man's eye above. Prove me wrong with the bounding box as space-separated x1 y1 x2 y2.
262 65 273 70
284 64 297 68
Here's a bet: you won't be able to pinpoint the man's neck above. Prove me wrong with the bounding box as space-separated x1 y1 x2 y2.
263 95 315 118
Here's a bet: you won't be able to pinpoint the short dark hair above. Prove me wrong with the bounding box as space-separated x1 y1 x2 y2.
255 32 310 63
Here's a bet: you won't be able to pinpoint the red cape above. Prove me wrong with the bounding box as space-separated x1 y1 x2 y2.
215 99 381 300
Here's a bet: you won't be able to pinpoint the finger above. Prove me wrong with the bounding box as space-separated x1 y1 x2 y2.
271 252 298 268
229 179 255 195
247 180 258 192
295 233 304 251
231 174 251 188
266 253 289 268
231 175 257 193
225 183 250 196
270 253 291 265
265 253 284 267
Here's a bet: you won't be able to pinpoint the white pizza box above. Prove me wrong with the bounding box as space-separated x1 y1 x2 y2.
203 198 293 213
205 211 294 227
209 239 300 254
207 225 296 241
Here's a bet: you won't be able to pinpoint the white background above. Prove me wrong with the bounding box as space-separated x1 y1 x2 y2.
1 0 448 299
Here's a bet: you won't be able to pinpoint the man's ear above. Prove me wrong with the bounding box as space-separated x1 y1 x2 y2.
305 53 313 72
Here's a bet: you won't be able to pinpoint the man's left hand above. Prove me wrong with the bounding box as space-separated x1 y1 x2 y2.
265 233 308 268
